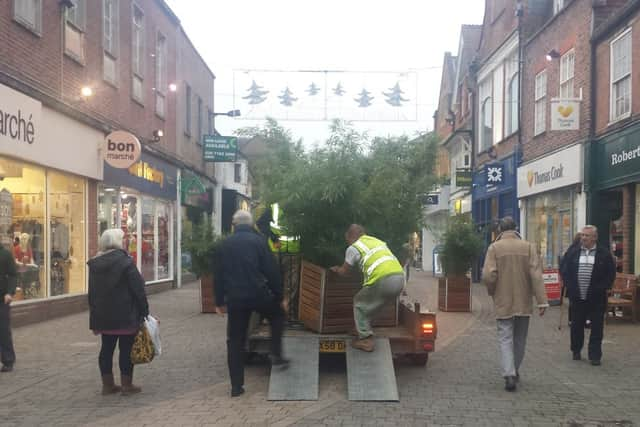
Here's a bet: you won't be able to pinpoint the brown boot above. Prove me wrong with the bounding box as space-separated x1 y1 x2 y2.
120 374 142 396
101 374 121 395
351 336 375 352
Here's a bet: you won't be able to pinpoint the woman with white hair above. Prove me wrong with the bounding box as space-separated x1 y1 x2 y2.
88 229 149 396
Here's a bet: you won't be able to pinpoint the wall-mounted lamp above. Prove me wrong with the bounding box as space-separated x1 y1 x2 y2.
213 109 241 118
168 83 178 92
152 129 164 142
80 86 93 99
545 49 561 62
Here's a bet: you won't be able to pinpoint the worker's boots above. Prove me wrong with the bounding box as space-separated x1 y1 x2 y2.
351 336 375 352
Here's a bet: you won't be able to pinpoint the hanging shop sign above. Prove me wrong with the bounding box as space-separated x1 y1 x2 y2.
421 194 439 205
181 171 212 210
455 169 472 187
104 130 142 169
203 135 238 162
550 99 580 131
517 144 583 198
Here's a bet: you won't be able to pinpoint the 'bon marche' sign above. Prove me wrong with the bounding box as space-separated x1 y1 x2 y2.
203 135 238 162
104 130 142 169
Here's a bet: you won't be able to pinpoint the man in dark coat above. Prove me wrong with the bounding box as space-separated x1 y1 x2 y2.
215 210 288 397
0 242 17 372
559 225 615 365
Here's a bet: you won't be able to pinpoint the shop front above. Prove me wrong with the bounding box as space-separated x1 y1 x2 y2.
517 144 585 269
471 154 519 280
179 169 214 276
0 83 103 323
588 122 640 274
100 151 178 285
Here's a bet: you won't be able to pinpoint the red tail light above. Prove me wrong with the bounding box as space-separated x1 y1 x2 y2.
423 342 434 352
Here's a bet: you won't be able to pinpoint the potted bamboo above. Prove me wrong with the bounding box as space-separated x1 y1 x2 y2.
438 215 483 312
182 219 223 313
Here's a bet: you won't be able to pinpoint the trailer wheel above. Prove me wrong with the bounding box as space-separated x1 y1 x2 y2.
409 353 429 366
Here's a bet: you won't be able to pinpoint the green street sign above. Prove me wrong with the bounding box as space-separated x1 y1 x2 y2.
203 135 238 162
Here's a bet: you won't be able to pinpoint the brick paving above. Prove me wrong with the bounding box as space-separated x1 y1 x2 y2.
0 270 639 426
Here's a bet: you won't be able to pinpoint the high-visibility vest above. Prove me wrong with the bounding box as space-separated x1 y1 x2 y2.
352 235 404 286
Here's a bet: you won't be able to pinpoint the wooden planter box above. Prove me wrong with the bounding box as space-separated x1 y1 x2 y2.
298 260 398 333
199 274 216 313
438 275 471 312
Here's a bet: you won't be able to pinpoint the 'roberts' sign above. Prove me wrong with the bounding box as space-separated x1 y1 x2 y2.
0 84 41 146
610 145 640 167
104 131 142 169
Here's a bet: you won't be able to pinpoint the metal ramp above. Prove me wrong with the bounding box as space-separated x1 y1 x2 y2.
346 338 399 401
267 336 319 400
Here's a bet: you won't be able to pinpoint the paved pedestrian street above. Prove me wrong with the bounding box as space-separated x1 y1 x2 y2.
1 271 639 427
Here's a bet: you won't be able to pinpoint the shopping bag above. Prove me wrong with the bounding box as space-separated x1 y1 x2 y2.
130 324 155 364
145 315 162 356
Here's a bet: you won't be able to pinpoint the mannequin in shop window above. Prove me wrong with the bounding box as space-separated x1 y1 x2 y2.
13 233 33 265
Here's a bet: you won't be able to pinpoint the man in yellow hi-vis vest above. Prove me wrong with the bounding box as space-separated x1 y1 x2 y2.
331 224 405 352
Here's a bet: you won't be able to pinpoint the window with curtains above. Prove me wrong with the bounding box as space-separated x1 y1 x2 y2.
13 0 42 34
534 70 547 136
560 49 575 99
610 29 631 122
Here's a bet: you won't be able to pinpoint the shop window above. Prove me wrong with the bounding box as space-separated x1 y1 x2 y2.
0 158 46 300
120 192 138 268
98 187 119 236
157 202 170 280
141 197 156 281
48 171 85 296
13 0 42 35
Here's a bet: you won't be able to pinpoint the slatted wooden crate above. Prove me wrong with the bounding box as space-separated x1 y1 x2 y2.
298 260 398 333
200 275 216 313
438 276 471 312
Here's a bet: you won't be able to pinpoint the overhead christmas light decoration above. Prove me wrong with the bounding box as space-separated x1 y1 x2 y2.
278 87 298 107
355 88 374 108
383 82 409 107
333 82 346 96
306 82 320 96
243 80 269 105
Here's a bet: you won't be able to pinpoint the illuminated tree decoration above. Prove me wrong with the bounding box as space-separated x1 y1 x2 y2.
243 80 269 105
278 87 298 107
333 82 346 96
354 88 374 108
307 82 321 96
383 82 409 107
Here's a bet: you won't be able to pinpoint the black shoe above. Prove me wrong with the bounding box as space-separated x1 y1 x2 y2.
0 365 13 372
572 353 581 361
504 376 517 392
231 386 245 397
271 356 290 369
590 360 601 366
515 372 520 383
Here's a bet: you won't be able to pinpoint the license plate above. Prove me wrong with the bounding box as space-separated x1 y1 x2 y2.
319 340 346 353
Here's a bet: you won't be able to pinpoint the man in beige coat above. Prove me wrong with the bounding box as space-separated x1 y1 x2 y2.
482 217 549 392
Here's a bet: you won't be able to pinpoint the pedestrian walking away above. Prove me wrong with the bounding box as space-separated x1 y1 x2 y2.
559 225 615 366
0 240 17 373
215 210 289 398
331 224 405 352
482 216 548 392
88 229 150 395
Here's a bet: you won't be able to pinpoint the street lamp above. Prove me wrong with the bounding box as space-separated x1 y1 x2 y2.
213 109 241 117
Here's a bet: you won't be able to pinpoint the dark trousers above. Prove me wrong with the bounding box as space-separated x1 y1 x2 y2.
0 303 15 367
99 334 136 376
570 298 606 361
227 301 285 390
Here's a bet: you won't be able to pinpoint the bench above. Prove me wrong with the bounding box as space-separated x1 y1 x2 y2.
607 273 638 323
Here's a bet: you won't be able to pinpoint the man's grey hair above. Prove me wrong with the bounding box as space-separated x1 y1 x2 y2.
232 209 253 226
99 228 124 252
582 224 598 238
499 216 517 232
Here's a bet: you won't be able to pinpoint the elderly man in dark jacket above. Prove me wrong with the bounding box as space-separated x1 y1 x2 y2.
559 225 615 365
215 210 288 397
0 243 17 373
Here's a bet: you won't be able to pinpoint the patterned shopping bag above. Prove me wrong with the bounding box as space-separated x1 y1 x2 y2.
130 324 155 364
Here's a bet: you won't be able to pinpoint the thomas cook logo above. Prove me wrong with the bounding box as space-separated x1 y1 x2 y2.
557 105 574 118
527 170 534 187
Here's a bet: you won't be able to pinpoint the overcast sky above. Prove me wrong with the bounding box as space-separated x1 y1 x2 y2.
165 0 485 146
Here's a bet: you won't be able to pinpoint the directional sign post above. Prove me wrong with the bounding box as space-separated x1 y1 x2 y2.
203 135 238 162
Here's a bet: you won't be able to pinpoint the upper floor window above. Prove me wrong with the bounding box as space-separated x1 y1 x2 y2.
103 0 119 85
610 29 632 122
559 49 575 99
155 33 167 118
13 0 42 35
208 108 213 135
65 0 86 62
478 78 493 153
505 52 519 136
553 0 565 14
185 84 192 137
197 97 203 144
234 164 242 184
534 70 547 136
131 5 145 103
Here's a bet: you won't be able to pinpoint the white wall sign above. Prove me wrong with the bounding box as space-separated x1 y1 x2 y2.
550 99 580 131
104 130 142 169
0 83 41 147
517 144 583 198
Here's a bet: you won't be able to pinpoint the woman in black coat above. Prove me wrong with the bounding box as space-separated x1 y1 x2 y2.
88 229 149 395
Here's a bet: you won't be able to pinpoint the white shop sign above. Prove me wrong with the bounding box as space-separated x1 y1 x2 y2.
517 144 583 198
0 83 103 180
550 99 580 131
